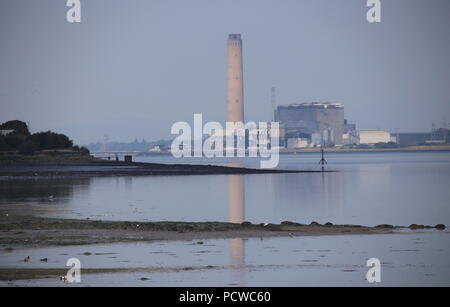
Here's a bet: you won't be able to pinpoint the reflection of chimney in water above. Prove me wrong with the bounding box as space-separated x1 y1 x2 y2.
227 172 246 284
229 237 245 267
228 174 245 223
124 177 133 192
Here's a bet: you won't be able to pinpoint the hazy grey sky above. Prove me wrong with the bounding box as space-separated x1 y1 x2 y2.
1 0 449 144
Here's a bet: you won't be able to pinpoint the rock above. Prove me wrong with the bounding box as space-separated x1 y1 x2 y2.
83 252 92 256
324 222 333 227
281 221 302 226
409 224 425 230
140 277 150 281
196 241 204 245
241 221 252 227
435 224 446 230
40 258 48 262
24 256 30 262
281 221 293 225
310 221 321 226
375 224 394 229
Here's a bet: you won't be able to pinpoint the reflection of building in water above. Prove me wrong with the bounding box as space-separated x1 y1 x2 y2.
227 173 246 285
358 164 392 193
271 172 349 223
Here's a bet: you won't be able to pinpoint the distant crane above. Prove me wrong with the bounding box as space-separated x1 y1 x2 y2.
271 87 277 121
442 118 448 143
431 122 435 141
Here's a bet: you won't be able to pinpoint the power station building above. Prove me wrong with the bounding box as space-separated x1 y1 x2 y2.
357 130 391 145
274 103 345 147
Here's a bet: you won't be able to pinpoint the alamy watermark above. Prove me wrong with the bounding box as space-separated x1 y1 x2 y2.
367 0 381 23
66 0 81 23
366 258 381 283
170 114 280 169
65 1 380 24
63 258 81 283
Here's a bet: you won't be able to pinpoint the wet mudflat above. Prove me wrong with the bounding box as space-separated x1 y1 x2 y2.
1 231 449 286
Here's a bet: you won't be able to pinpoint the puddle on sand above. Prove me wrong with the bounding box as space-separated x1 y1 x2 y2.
1 232 449 286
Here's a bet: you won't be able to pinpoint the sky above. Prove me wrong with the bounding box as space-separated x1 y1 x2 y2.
1 0 450 145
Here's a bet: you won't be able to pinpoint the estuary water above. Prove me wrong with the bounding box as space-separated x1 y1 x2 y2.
1 151 450 286
2 232 450 287
1 151 450 226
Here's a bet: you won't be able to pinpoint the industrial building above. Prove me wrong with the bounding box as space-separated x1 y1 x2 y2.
274 103 345 148
342 119 358 145
395 129 449 146
394 133 431 146
247 123 280 150
357 130 391 145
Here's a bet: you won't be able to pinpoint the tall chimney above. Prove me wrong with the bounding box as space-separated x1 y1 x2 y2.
227 34 244 123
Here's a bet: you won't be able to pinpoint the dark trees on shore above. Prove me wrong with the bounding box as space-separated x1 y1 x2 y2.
0 120 89 155
30 131 73 150
0 120 31 136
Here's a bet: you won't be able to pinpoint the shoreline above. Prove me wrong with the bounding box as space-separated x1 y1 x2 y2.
132 145 450 157
0 160 329 179
0 213 446 248
279 144 450 153
0 266 223 282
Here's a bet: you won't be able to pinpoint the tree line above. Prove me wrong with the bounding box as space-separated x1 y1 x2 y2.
0 120 88 155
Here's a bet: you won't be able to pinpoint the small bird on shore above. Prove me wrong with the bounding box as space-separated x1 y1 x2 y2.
24 256 30 262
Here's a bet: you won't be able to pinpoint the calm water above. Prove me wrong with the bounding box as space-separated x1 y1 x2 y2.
2 232 449 286
1 152 449 226
1 151 450 286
